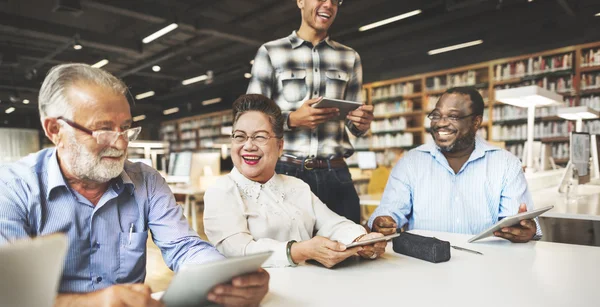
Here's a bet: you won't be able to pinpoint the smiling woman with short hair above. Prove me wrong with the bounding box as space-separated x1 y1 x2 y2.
203 94 386 268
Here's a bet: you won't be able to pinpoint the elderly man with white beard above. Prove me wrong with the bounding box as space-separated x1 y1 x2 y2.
0 64 269 307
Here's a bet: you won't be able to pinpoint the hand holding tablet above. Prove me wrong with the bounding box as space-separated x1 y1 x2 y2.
468 204 553 243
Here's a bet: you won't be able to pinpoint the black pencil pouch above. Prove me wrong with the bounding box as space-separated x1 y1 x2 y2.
392 232 451 263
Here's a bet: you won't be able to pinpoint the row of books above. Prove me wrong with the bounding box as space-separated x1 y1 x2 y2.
491 121 570 141
493 53 573 80
371 117 409 133
494 75 573 93
426 70 479 91
178 114 233 130
506 142 569 161
371 82 418 99
491 105 561 122
373 100 414 116
580 73 600 91
580 96 600 111
371 133 414 149
581 48 600 67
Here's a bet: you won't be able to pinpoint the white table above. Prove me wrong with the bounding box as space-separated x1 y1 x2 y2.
168 185 205 232
261 230 600 307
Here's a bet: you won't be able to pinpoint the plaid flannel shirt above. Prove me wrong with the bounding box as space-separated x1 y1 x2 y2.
247 31 364 159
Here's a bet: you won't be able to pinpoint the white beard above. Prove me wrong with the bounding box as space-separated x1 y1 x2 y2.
64 131 125 183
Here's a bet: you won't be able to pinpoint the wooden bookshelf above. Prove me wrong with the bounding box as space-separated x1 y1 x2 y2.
362 40 600 163
160 110 232 152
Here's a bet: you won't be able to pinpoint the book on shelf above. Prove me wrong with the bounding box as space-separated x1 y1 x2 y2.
581 48 600 67
494 53 573 80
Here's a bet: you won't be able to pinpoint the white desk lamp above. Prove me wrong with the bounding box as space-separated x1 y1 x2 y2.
495 85 565 173
557 106 600 180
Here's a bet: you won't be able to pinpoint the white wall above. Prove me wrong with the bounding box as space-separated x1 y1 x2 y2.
0 128 40 164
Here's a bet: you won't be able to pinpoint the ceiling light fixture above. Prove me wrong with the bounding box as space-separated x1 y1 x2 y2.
359 9 422 32
5 107 15 114
152 65 161 72
596 12 600 17
250 60 254 65
427 40 483 55
142 23 178 44
22 99 30 104
73 40 83 50
133 115 146 122
182 74 208 86
163 107 179 115
202 97 222 106
91 59 109 68
244 73 252 79
135 91 155 100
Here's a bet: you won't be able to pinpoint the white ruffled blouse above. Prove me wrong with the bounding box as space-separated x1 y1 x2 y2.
203 167 366 267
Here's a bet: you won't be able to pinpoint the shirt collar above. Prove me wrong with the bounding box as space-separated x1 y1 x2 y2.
46 149 68 199
230 167 283 202
46 149 135 199
288 31 336 50
416 136 500 165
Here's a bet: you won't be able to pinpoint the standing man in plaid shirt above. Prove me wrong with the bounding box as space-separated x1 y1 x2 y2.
247 0 374 223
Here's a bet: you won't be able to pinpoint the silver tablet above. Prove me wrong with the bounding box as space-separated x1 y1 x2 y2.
161 251 273 307
468 205 554 243
312 98 363 121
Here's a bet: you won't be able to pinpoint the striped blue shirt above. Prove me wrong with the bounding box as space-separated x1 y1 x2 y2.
0 148 224 293
368 137 542 238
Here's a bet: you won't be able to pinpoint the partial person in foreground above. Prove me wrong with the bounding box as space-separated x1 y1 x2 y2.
204 94 386 268
0 63 268 307
368 87 541 243
246 0 374 224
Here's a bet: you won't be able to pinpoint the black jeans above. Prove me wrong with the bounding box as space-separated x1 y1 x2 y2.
275 161 361 224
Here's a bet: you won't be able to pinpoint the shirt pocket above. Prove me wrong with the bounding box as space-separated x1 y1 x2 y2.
325 69 350 99
280 69 308 103
117 230 148 283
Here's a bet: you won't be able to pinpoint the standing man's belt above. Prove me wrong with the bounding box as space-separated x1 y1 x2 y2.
279 156 346 170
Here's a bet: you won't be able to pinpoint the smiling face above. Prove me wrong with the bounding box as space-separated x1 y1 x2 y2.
429 93 481 153
57 82 132 183
298 0 338 34
231 111 283 184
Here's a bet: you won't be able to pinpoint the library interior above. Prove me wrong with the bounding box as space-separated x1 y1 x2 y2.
1 0 600 306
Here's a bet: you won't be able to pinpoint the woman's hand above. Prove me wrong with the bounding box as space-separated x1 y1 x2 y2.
355 232 387 260
291 236 362 268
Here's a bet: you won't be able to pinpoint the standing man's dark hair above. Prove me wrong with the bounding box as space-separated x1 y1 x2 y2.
245 0 374 223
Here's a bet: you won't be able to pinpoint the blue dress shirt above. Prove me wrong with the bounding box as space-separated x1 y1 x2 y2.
0 148 224 293
368 137 542 238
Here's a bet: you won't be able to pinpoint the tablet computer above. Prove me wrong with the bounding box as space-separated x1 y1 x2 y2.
161 251 273 307
312 98 363 121
345 233 400 248
468 205 554 243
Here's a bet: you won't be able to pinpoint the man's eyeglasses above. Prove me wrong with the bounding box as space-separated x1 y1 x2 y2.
57 116 141 145
427 113 475 124
231 132 278 146
319 0 343 6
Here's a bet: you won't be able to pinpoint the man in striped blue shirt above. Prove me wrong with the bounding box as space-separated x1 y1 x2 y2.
0 64 269 307
369 87 541 243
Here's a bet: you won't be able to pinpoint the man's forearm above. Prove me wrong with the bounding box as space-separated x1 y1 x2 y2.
55 293 94 307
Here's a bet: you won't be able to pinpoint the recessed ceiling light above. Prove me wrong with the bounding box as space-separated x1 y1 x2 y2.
152 65 161 72
596 12 600 17
250 60 254 65
133 115 146 122
5 107 15 114
182 74 208 86
143 23 179 44
244 73 252 79
22 99 30 104
73 42 83 50
202 98 222 106
163 107 179 115
91 59 109 68
427 40 483 55
359 9 422 32
135 91 155 100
